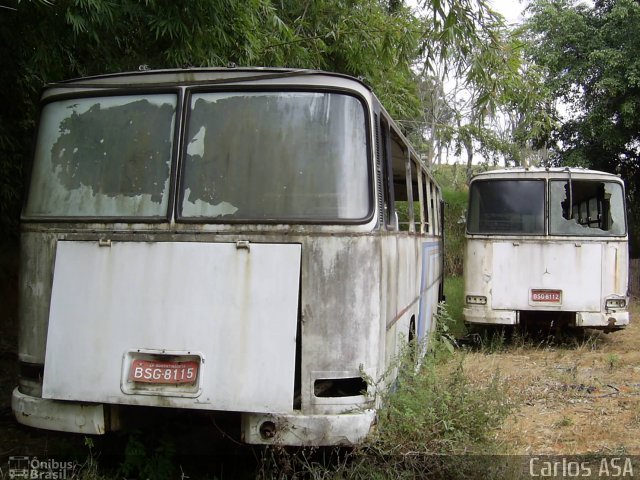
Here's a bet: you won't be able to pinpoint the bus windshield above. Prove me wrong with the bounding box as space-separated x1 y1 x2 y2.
25 94 177 218
179 91 370 221
549 180 626 236
467 180 545 235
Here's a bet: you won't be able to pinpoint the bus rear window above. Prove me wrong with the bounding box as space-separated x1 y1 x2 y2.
549 180 626 236
467 180 545 235
25 94 176 219
179 91 370 222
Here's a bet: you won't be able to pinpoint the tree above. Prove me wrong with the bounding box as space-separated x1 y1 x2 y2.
523 0 640 254
401 1 555 178
0 0 415 240
0 0 518 241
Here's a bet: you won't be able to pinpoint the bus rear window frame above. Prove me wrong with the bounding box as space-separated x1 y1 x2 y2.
466 178 546 236
548 178 628 237
175 86 375 226
21 87 183 224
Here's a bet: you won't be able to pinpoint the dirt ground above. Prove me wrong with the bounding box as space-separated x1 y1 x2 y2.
463 302 640 455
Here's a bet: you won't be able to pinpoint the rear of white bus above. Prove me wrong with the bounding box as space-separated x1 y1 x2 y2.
463 170 629 330
12 70 389 445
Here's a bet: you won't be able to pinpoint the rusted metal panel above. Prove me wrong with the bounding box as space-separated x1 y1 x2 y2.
418 241 442 341
300 235 381 414
16 227 443 441
384 235 423 351
42 240 300 413
602 242 629 298
241 410 376 446
18 232 58 364
464 235 629 327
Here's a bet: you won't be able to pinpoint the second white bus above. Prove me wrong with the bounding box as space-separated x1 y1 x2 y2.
464 167 629 331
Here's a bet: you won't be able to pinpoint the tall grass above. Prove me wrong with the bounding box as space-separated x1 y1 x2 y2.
354 305 511 475
436 165 471 335
444 275 465 336
441 187 467 278
256 305 512 480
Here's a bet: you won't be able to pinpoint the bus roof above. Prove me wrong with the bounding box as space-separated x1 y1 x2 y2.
43 67 373 91
470 167 622 183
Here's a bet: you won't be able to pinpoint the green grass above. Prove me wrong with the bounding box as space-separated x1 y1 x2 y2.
441 187 468 277
322 317 511 478
254 323 512 479
441 186 468 207
444 275 466 337
437 164 470 337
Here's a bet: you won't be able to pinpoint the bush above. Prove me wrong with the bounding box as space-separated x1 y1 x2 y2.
441 187 467 277
337 303 512 479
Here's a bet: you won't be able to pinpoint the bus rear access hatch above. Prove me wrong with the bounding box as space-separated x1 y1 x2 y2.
42 240 301 413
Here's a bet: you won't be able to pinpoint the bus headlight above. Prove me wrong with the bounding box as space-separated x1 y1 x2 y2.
605 298 626 309
466 295 487 305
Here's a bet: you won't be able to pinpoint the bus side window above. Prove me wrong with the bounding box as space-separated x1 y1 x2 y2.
382 119 423 232
416 168 426 233
379 118 396 230
430 182 440 236
408 159 420 233
436 187 442 235
397 153 419 232
422 172 431 234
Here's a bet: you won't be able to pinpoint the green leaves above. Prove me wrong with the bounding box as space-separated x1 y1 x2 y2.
523 0 640 252
0 0 536 239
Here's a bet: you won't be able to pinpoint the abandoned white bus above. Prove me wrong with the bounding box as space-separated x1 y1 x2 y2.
13 68 444 446
464 167 629 331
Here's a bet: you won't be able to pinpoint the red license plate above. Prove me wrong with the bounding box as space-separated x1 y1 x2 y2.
129 359 199 384
531 289 562 303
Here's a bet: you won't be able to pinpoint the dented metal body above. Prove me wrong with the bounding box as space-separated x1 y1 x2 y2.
464 168 629 330
14 69 443 445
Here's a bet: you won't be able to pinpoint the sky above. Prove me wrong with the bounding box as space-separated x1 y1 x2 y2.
404 0 532 164
407 0 527 25
491 0 527 25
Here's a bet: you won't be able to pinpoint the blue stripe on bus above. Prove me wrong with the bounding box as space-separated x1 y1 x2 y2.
418 240 441 342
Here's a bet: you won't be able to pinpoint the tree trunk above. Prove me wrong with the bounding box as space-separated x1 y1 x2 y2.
464 138 473 184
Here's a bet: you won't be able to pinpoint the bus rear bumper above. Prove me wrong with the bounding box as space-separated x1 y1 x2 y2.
241 409 376 446
463 308 629 330
12 387 107 434
463 307 517 326
576 311 629 329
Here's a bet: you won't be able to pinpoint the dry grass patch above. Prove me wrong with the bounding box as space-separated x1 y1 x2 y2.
461 303 640 455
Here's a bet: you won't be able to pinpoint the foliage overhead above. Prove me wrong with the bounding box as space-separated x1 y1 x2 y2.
410 0 556 173
523 0 640 253
0 0 523 240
